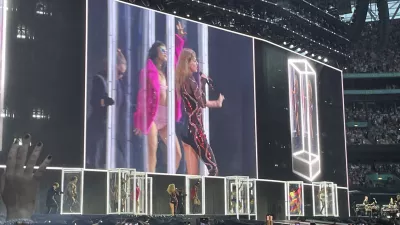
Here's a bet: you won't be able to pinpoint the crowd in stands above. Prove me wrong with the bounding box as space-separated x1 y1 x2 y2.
348 163 400 188
346 19 400 73
346 103 400 145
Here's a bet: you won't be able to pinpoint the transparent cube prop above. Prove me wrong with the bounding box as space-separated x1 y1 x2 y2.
312 182 336 216
107 169 136 214
225 176 250 216
288 59 321 182
135 172 153 215
333 184 339 217
185 176 205 215
285 181 304 217
60 168 84 214
249 179 257 215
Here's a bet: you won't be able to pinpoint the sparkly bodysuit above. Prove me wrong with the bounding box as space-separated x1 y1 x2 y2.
181 75 218 176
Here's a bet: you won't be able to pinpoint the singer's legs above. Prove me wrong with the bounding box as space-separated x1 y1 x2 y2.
159 127 182 172
184 143 199 175
185 124 218 176
169 202 175 215
147 122 158 172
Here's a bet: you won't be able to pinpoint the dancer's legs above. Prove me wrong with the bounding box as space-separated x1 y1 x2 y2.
147 122 158 172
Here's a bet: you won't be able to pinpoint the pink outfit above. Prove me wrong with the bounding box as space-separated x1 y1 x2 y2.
154 105 168 130
134 34 184 134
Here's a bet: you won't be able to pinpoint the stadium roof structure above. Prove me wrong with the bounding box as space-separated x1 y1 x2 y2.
340 0 400 22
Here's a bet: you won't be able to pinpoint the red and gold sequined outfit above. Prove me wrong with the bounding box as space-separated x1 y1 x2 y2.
181 76 218 176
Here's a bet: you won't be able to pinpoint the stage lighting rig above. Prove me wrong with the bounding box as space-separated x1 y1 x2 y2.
122 0 348 65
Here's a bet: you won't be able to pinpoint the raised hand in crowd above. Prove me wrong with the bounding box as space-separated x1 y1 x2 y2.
1 134 52 224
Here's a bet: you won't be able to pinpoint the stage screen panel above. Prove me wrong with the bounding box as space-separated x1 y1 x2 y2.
254 39 347 187
85 0 257 177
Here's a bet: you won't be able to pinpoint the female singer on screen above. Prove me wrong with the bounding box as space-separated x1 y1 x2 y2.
175 48 225 176
134 22 186 173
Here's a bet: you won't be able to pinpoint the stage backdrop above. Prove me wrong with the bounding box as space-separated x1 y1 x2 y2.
85 0 257 177
0 0 85 167
254 39 348 187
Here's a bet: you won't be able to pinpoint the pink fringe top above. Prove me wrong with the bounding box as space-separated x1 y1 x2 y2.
134 34 184 134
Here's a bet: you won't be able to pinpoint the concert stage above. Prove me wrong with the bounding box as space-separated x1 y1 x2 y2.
31 0 351 223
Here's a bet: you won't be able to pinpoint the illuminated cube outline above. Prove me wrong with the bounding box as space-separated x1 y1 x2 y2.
285 181 305 217
288 59 321 182
311 181 338 217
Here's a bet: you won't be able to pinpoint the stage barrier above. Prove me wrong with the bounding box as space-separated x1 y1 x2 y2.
312 181 338 217
286 181 305 218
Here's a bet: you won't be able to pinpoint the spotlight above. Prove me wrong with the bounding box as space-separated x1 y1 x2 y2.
318 56 322 60
311 54 315 57
173 10 176 14
283 41 287 45
198 17 202 20
323 58 328 62
289 44 294 49
304 51 308 54
186 14 190 17
296 48 301 52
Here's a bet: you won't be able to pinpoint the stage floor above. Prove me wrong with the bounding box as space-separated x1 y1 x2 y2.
31 214 350 225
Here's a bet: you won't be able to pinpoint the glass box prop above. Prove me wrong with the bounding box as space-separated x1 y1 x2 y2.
285 181 304 217
107 168 139 214
249 179 257 216
60 168 84 214
333 184 339 217
288 59 321 181
312 182 337 217
225 176 250 216
185 176 205 215
135 172 153 215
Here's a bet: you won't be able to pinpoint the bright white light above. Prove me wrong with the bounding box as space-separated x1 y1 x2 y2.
296 48 301 52
318 56 322 60
283 41 287 45
198 17 202 20
311 54 315 57
289 44 294 49
323 58 328 62
288 59 321 182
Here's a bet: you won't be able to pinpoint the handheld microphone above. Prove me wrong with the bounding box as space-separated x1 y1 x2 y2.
199 71 215 90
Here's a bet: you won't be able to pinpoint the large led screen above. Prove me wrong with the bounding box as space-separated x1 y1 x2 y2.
85 0 257 177
254 40 347 187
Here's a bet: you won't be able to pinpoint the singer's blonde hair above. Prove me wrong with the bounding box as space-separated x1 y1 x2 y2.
167 184 176 195
176 48 196 96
